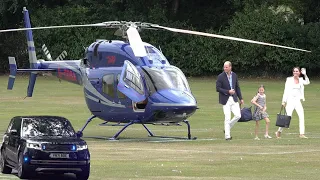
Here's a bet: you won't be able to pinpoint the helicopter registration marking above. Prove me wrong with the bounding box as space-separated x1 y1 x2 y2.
57 68 77 82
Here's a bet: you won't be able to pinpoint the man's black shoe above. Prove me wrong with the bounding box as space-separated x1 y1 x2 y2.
225 137 232 141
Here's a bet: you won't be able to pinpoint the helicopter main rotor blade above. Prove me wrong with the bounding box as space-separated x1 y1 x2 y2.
0 22 119 33
126 27 147 57
152 25 311 53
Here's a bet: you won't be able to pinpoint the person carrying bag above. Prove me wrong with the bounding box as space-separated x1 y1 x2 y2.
275 67 310 139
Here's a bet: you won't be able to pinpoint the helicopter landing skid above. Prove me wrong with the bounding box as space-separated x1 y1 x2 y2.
99 121 126 126
77 115 97 137
108 120 139 140
109 120 196 140
145 120 196 140
77 116 196 140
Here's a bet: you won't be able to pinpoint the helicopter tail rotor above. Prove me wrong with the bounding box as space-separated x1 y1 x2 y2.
55 50 68 60
41 44 53 60
42 44 68 61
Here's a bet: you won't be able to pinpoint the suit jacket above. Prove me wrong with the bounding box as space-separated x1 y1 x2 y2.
282 76 310 103
216 71 243 105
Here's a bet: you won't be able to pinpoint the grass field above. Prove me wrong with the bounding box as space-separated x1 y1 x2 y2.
0 75 320 180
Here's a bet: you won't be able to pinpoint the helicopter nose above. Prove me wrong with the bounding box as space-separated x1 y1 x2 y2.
149 89 196 105
148 89 197 123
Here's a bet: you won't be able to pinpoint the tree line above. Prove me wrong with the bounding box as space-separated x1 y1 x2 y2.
1 0 320 77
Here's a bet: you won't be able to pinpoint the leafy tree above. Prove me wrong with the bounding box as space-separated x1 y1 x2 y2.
0 0 319 76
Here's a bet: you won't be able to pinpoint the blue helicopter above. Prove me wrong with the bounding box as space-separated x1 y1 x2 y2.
0 7 310 140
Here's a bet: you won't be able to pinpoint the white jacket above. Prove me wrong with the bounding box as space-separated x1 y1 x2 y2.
282 76 310 103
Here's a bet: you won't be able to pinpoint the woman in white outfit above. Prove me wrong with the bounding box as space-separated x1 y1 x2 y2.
275 67 310 139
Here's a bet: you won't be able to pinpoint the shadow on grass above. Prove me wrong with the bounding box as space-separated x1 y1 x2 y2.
83 135 205 142
2 171 77 180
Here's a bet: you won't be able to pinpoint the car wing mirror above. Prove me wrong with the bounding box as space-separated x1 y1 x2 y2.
10 129 18 135
76 131 83 138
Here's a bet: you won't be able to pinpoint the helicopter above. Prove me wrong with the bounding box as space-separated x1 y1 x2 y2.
0 7 310 140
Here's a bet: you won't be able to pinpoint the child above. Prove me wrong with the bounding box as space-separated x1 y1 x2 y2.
251 85 272 140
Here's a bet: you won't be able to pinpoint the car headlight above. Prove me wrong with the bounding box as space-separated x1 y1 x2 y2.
77 144 88 150
26 142 42 150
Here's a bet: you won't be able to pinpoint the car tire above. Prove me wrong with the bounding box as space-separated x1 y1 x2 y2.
17 153 31 179
76 164 90 180
0 149 12 174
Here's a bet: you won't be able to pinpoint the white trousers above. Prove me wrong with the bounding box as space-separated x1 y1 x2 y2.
223 97 241 139
278 97 305 134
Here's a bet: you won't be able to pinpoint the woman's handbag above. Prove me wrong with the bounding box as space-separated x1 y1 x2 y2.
276 106 291 128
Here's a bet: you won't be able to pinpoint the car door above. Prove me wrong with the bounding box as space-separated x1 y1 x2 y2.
117 60 146 103
3 119 13 162
6 118 21 165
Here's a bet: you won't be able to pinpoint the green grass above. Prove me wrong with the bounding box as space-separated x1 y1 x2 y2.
1 75 320 180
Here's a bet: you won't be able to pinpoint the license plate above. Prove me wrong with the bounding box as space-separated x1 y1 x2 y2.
49 153 69 159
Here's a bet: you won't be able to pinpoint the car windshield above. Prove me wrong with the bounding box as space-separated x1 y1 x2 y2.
141 66 190 94
21 117 76 138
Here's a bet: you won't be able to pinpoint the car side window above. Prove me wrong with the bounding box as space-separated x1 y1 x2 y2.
11 118 21 136
6 119 14 134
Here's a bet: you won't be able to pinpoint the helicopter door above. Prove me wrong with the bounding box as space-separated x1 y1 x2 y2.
117 60 146 103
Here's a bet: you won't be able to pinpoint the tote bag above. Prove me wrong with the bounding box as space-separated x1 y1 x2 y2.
276 106 291 128
238 105 253 122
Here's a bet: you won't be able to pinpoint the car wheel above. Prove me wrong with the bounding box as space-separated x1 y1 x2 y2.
76 164 90 180
17 153 31 179
0 149 12 174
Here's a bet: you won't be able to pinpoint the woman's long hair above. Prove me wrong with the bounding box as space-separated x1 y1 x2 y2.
293 67 305 80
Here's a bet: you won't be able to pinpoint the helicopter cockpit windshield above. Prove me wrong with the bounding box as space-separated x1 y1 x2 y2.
141 66 190 95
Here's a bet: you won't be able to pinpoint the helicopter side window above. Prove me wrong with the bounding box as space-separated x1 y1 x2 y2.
102 74 115 97
116 74 126 99
123 62 144 95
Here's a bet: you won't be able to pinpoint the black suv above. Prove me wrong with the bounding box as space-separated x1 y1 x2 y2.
0 116 90 179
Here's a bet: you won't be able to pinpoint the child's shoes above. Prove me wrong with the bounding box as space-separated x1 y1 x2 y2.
264 134 272 139
275 131 281 139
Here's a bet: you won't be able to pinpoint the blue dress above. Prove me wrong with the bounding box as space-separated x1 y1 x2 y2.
252 94 269 121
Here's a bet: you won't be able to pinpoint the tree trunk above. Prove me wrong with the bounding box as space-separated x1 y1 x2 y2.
171 0 179 15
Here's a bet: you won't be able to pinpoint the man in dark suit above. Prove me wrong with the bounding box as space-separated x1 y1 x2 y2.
216 61 244 140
